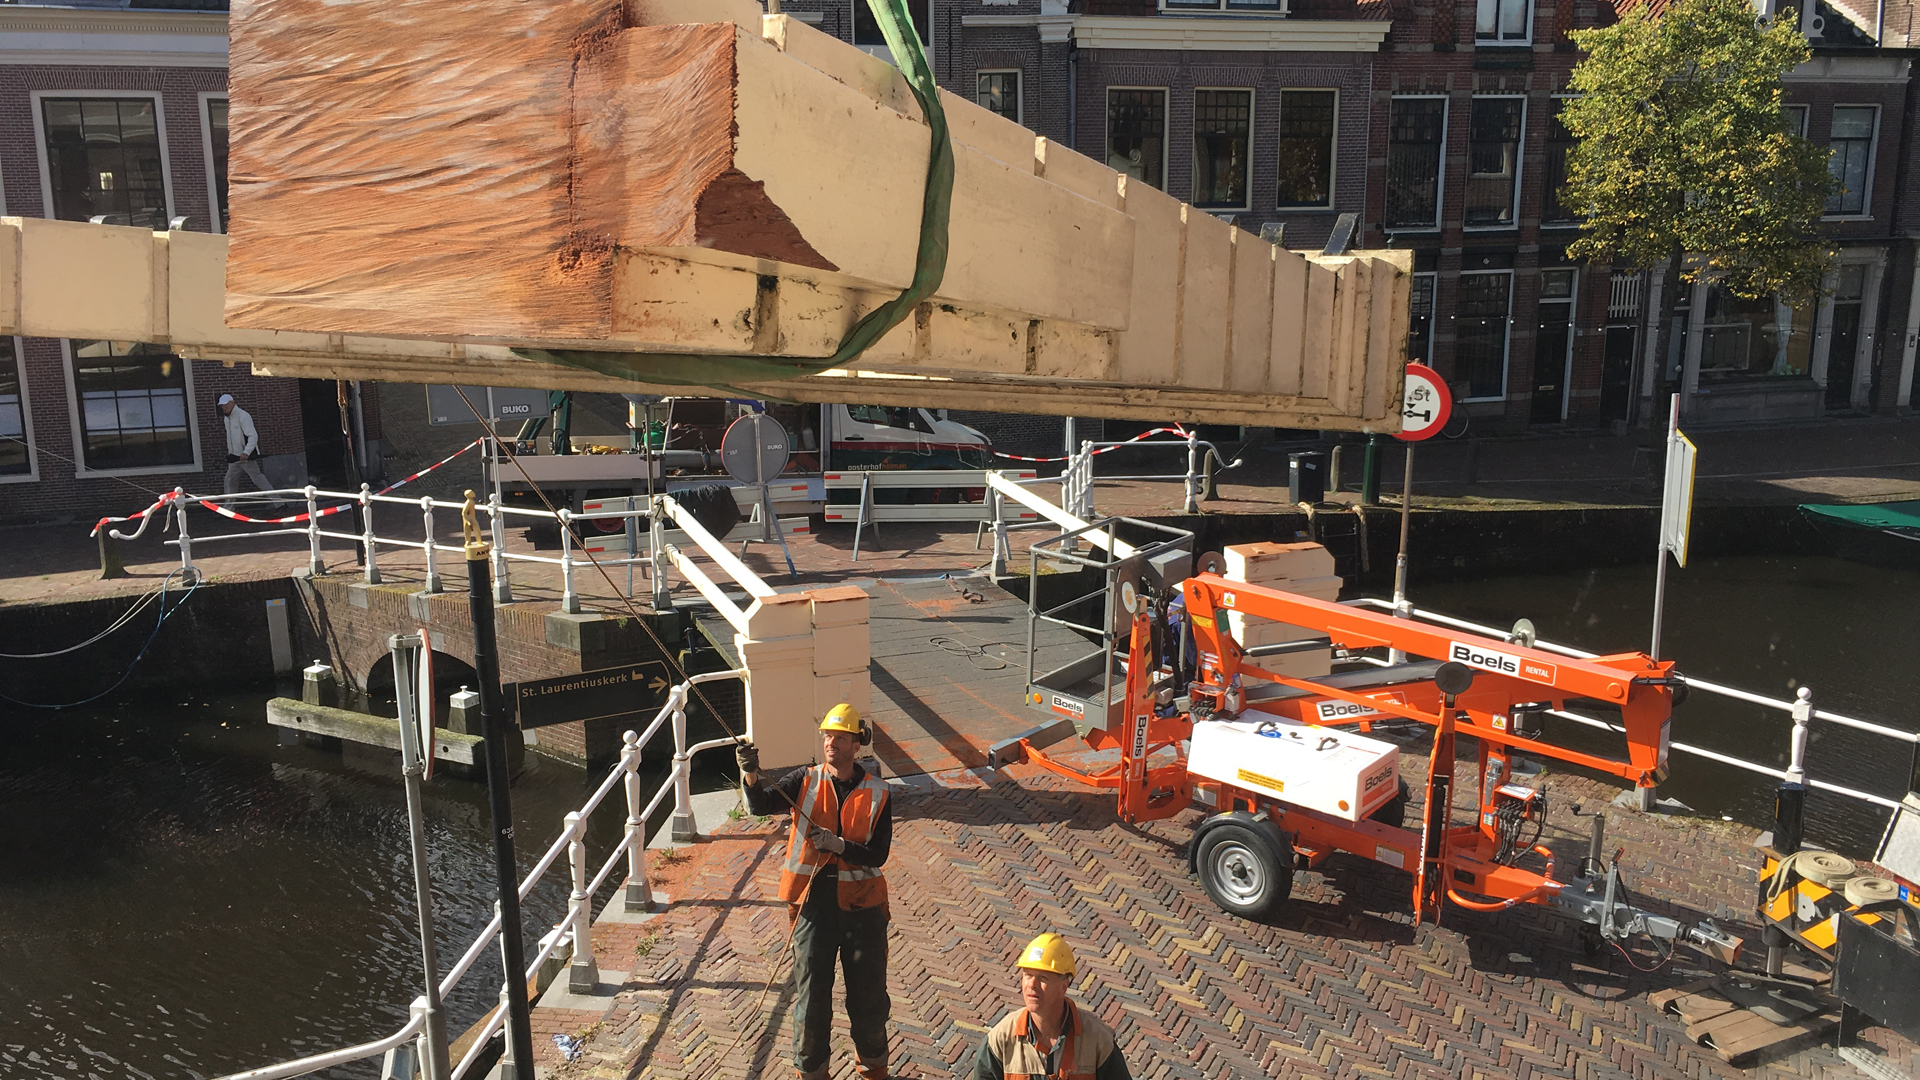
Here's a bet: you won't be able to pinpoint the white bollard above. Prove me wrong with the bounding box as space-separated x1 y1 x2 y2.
305 485 325 576
670 703 695 842
1786 687 1813 784
489 492 513 603
559 508 580 614
360 483 380 584
565 810 599 994
421 496 441 593
622 729 654 912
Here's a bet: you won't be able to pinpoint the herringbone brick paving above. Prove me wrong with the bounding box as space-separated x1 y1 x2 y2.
545 755 1908 1080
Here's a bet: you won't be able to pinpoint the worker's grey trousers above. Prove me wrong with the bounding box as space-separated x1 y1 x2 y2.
790 902 889 1074
224 458 272 495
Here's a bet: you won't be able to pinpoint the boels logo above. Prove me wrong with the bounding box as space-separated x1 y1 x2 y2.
1313 692 1405 723
1450 642 1557 685
1050 695 1085 719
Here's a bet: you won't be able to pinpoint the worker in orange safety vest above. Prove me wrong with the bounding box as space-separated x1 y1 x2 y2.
738 703 893 1080
973 933 1131 1080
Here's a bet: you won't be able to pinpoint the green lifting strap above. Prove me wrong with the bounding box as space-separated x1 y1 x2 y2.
516 0 953 392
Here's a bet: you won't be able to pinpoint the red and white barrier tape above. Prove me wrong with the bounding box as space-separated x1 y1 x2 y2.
91 438 484 535
992 425 1194 463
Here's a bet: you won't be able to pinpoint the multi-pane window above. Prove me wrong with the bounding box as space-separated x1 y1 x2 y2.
1465 97 1524 228
1276 91 1335 208
1476 0 1529 41
1456 272 1513 399
1162 0 1282 12
0 339 28 477
207 98 229 233
1542 100 1577 226
1826 106 1877 215
1385 98 1447 230
1192 90 1251 210
1407 273 1437 363
854 0 929 49
1107 89 1167 190
1783 104 1810 138
42 97 168 229
71 340 193 470
977 72 1020 124
1697 286 1812 381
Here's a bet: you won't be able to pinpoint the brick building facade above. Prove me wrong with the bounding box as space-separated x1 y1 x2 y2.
0 2 383 529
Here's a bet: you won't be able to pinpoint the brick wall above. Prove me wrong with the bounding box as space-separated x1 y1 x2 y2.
1074 49 1375 253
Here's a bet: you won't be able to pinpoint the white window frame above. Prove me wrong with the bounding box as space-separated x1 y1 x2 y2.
1384 94 1449 233
1536 268 1579 421
1463 94 1526 232
1474 0 1533 45
1106 86 1172 193
1458 268 1515 402
1158 0 1288 15
1783 103 1810 138
1192 86 1254 213
1408 271 1438 364
976 69 1022 125
1275 87 1338 212
198 91 228 234
1822 103 1879 221
31 89 177 229
0 337 39 485
58 338 203 479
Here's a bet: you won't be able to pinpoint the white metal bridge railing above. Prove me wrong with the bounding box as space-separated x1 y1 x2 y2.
1344 597 1918 815
213 669 747 1080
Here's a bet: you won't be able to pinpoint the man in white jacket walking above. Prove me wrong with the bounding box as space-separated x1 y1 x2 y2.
219 393 277 500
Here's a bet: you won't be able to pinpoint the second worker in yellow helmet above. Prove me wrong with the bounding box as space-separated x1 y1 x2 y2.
972 932 1131 1080
738 703 894 1080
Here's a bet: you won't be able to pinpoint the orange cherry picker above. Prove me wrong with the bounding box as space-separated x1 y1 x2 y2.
999 524 1741 963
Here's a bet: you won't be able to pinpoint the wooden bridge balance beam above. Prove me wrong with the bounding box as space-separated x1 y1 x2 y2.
209 0 1411 429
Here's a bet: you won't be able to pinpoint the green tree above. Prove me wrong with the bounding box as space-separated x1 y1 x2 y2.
1562 0 1835 398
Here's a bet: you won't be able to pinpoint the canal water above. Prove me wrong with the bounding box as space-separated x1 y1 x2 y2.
1412 553 1919 854
1 553 1912 1078
0 682 729 1080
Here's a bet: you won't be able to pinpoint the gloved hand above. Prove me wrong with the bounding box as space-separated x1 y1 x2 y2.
809 826 847 855
734 741 760 774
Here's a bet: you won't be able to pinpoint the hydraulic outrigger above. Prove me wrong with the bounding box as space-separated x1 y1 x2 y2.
1006 536 1741 963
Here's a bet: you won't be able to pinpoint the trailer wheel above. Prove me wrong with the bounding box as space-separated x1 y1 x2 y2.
1197 823 1292 921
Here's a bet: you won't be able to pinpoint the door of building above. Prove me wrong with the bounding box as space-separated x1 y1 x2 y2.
1826 264 1866 411
1531 269 1577 424
1600 325 1636 422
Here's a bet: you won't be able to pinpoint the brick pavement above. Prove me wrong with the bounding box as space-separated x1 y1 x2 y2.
540 749 1914 1080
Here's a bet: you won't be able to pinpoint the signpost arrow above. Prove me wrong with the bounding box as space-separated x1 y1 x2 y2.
507 661 676 730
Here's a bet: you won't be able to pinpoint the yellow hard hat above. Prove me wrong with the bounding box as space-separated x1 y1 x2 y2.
820 703 864 736
1016 932 1075 977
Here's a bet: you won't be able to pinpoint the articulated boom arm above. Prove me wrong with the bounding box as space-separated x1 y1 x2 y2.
1181 575 1676 787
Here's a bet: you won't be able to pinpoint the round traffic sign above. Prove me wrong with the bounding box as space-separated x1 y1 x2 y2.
1396 362 1452 442
721 412 791 485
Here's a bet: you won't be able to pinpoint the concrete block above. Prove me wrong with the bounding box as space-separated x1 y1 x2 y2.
545 610 610 652
813 669 871 723
808 585 870 627
813 622 870 675
744 592 815 639
408 591 433 623
346 581 373 609
1223 541 1336 583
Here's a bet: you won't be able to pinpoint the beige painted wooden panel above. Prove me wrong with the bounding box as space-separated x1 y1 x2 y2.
613 251 762 353
1364 256 1410 420
1268 248 1307 396
1036 139 1123 209
1226 230 1275 393
1114 181 1182 383
1032 321 1116 380
759 15 920 119
1330 257 1367 413
1300 260 1337 400
926 306 1028 375
20 217 152 342
634 0 765 31
1178 208 1232 391
938 88 1040 171
0 220 20 335
170 230 328 350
